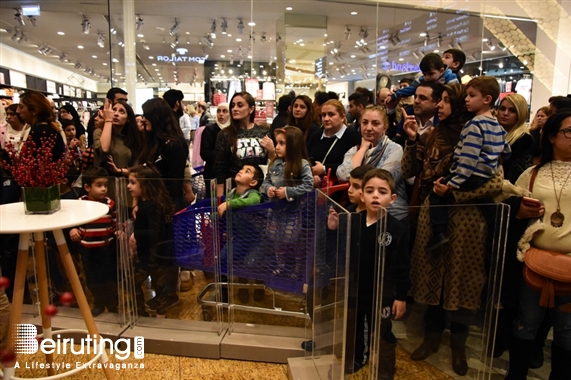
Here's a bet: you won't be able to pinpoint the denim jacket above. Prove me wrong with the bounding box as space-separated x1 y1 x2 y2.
260 158 314 201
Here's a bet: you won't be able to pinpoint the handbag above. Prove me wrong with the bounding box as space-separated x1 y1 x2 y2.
521 168 571 307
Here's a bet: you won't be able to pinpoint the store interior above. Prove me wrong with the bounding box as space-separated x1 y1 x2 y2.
1 1 570 379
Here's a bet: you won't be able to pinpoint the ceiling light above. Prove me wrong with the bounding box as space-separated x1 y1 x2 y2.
434 49 439 53
57 31 65 35
136 14 143 30
499 62 504 68
248 21 256 26
498 42 507 51
27 16 37 27
112 58 119 63
350 55 355 58
169 17 180 36
14 9 25 26
210 19 217 38
345 26 351 40
236 38 242 42
152 63 156 66
74 62 82 69
103 62 107 65
81 15 91 34
260 33 267 43
486 39 495 50
523 59 528 65
97 33 105 48
419 32 427 37
11 29 21 42
58 53 66 62
351 11 358 15
230 56 234 64
286 7 292 10
78 45 84 49
482 38 489 42
137 34 144 38
221 18 228 34
221 55 225 58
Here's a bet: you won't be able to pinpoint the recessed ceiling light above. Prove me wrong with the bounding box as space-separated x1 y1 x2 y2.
482 38 489 42
434 49 439 53
92 55 97 58
350 55 356 58
155 69 159 71
152 63 157 66
227 33 232 37
137 34 144 38
329 62 333 65
227 49 232 53
112 58 119 62
351 11 358 15
419 32 427 37
102 62 108 65
286 7 292 10
57 31 65 35
399 58 404 61
300 43 305 46
248 22 255 26
236 38 242 42
221 54 225 58
148 56 154 59
78 45 84 49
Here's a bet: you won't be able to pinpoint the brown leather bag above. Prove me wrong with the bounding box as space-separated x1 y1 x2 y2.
523 247 571 307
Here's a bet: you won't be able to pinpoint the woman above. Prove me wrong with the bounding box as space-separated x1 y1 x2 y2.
529 106 551 163
214 91 275 196
139 97 189 207
336 105 408 220
95 99 140 177
16 90 65 160
402 83 503 376
307 99 361 186
60 104 86 140
498 94 534 184
287 95 321 143
506 110 571 379
201 103 230 197
2 104 29 151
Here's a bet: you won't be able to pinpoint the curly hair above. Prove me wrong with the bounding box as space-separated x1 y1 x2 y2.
129 164 174 222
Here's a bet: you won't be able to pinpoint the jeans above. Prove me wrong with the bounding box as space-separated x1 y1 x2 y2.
513 282 571 351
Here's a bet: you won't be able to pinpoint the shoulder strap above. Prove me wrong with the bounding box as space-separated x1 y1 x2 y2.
529 167 538 192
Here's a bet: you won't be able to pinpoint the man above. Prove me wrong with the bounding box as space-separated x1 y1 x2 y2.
163 89 192 145
106 87 128 103
392 82 442 146
197 101 211 127
549 95 571 113
348 92 369 131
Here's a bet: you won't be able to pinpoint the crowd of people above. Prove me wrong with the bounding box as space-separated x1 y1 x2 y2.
0 45 570 379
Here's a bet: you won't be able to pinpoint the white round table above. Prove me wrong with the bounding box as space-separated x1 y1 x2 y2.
0 200 116 380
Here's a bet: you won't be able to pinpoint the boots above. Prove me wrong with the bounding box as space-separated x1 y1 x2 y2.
549 343 571 380
505 338 534 379
450 331 469 376
410 331 442 361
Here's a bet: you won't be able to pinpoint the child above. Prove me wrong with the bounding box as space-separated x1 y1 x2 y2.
260 126 314 278
69 167 118 316
218 164 264 216
442 48 466 81
60 164 81 200
386 53 459 105
346 164 376 212
329 169 410 377
127 164 179 317
426 76 511 251
61 119 85 154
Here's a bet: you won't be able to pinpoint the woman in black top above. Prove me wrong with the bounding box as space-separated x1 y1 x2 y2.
201 102 230 196
288 95 321 143
307 99 361 186
17 90 65 161
498 94 534 184
214 91 275 196
139 98 189 209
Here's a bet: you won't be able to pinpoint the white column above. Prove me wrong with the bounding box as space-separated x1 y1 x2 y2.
122 0 137 105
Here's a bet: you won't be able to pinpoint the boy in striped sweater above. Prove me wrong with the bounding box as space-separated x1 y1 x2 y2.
426 76 511 252
69 167 118 316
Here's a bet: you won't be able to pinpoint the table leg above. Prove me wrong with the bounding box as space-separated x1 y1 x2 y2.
33 231 55 376
4 233 30 379
52 229 115 380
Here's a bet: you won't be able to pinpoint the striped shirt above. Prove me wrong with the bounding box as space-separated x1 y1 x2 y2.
449 115 511 189
78 196 116 248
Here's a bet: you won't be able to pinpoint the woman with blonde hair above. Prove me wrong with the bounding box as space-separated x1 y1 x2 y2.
497 93 534 183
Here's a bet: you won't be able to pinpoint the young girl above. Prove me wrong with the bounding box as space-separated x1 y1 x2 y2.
127 164 179 316
260 126 314 279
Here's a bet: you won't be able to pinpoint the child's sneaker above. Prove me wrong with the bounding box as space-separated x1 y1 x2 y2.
425 233 449 252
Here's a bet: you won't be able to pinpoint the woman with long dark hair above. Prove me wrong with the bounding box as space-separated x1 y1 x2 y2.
287 95 321 143
214 91 275 196
95 99 140 177
17 90 65 160
139 97 188 205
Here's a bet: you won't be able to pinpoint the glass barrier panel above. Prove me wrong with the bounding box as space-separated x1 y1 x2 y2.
365 202 510 380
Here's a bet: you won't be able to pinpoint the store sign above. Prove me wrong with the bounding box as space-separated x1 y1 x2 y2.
155 56 207 64
315 56 326 78
381 60 421 73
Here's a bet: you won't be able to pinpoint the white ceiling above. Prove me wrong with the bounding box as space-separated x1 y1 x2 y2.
0 0 537 87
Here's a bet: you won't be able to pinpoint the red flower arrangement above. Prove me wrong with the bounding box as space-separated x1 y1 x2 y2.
4 132 76 187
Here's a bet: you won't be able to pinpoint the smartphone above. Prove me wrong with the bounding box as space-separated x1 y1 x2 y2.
310 157 317 166
522 197 541 207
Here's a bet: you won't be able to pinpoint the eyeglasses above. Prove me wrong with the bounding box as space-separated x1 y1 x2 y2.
559 128 571 139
